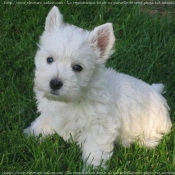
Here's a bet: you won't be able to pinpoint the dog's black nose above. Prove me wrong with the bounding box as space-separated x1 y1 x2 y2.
50 79 63 90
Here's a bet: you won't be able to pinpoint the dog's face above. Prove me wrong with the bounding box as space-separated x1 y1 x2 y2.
34 6 115 102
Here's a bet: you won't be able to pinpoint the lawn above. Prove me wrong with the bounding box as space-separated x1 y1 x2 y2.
1 0 175 174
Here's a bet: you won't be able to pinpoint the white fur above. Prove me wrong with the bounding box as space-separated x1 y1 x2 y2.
24 6 172 170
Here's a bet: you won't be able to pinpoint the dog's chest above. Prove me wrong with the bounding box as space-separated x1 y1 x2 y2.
54 100 110 141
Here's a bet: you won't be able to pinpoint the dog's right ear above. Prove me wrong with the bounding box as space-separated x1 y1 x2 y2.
45 6 63 32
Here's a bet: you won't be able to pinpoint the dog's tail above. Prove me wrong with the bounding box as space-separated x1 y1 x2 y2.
151 83 165 94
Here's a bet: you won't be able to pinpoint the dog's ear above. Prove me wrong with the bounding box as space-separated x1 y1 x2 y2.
45 6 63 32
89 23 115 62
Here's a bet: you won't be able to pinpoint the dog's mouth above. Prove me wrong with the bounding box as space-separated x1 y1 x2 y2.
50 91 59 96
44 91 61 101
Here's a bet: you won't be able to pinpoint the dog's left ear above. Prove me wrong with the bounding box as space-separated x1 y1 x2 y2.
89 23 115 62
45 6 63 32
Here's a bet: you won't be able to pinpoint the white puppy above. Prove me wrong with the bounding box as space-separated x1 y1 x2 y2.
24 6 172 170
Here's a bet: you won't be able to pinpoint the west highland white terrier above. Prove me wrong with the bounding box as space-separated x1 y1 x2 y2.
24 6 172 170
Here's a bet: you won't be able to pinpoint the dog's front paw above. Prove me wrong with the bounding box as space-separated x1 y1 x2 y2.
24 127 34 136
83 163 106 173
23 121 54 137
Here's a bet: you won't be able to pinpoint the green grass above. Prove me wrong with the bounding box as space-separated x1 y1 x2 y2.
1 0 175 174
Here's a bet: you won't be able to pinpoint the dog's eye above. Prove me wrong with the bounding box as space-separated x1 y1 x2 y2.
47 57 54 64
72 64 83 72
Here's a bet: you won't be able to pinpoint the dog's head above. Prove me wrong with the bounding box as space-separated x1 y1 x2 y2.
34 6 115 102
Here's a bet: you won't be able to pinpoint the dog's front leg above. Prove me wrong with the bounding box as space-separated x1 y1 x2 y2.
24 114 54 137
81 129 115 171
